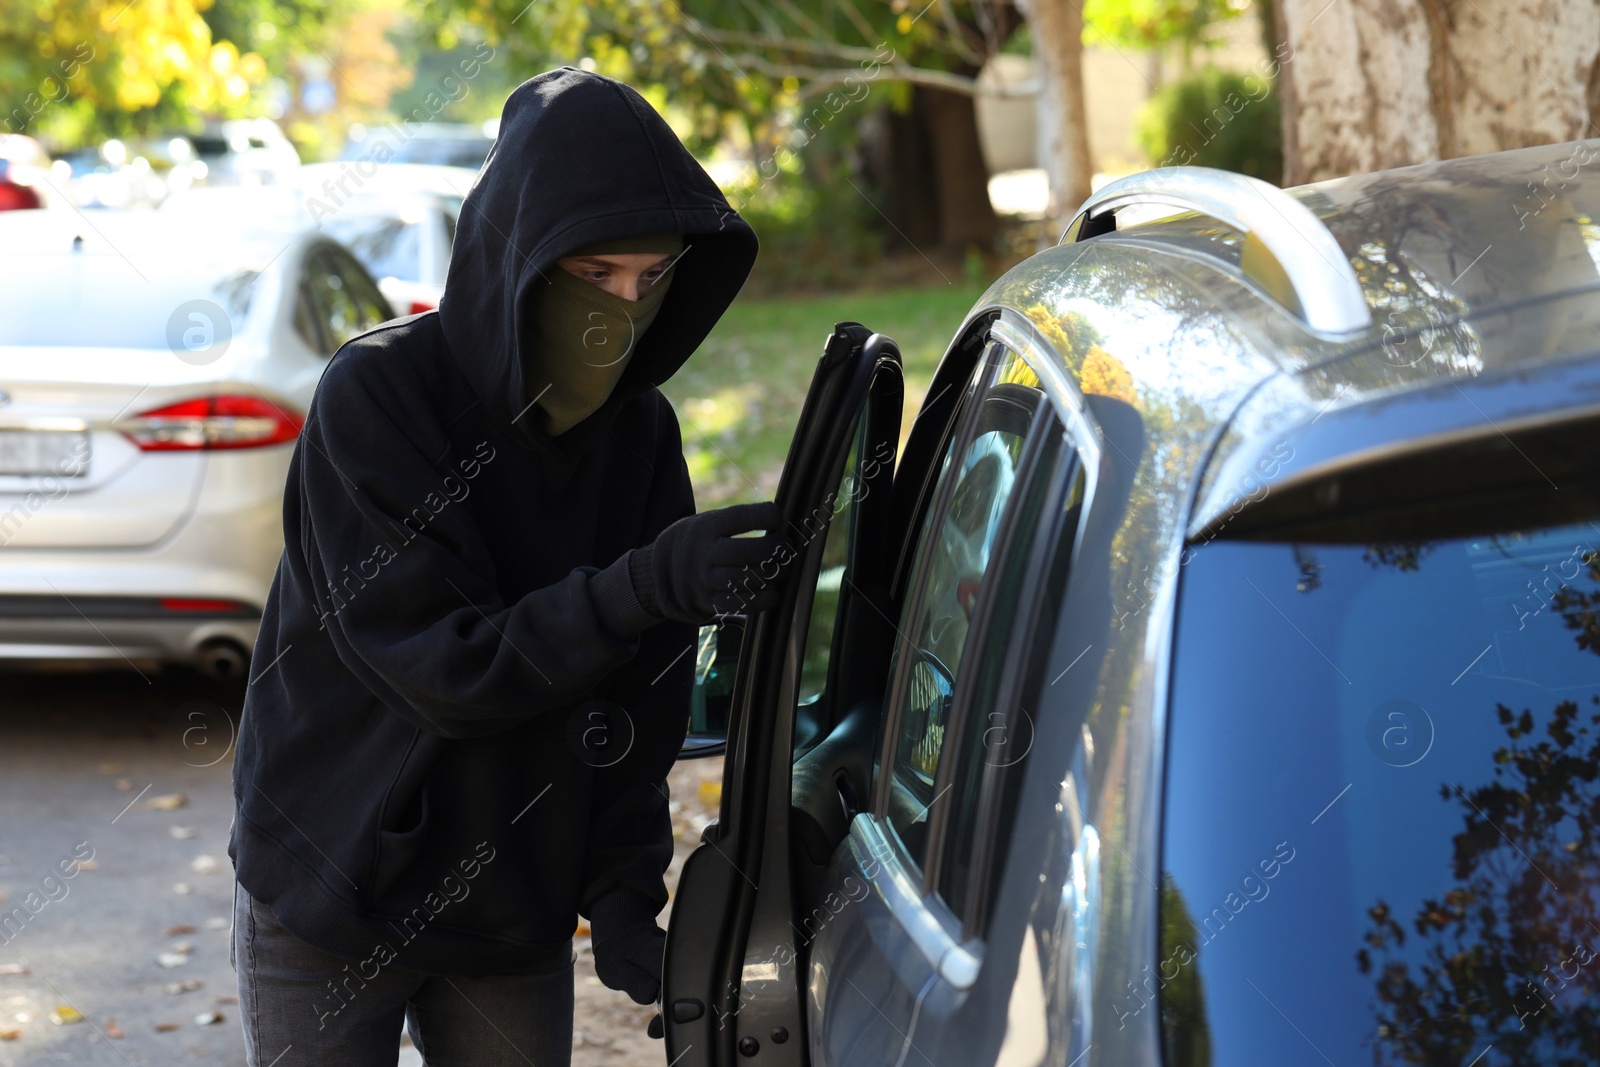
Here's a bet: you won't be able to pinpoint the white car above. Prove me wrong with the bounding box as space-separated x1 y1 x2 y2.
0 209 394 677
187 118 301 187
162 164 474 314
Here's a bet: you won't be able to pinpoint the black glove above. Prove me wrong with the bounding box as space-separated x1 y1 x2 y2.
592 920 666 1006
632 501 790 624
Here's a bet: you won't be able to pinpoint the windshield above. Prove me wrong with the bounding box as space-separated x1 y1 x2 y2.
1161 507 1600 1066
0 256 259 349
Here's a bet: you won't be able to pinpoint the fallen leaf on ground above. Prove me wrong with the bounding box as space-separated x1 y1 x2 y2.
171 941 194 955
154 1022 179 1032
49 1006 82 1026
163 979 203 995
203 917 229 931
173 883 193 895
195 1011 223 1026
146 793 188 811
0 1028 17 1040
113 779 133 792
169 826 198 840
155 952 188 969
214 994 238 1005
105 1019 124 1039
190 855 219 874
698 780 721 805
574 919 590 936
71 860 98 872
98 762 124 774
165 924 196 937
0 964 26 976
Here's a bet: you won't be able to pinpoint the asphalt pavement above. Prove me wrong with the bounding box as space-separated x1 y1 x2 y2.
0 667 719 1065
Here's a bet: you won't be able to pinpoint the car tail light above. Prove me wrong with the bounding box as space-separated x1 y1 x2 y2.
0 180 42 211
119 396 303 452
407 300 436 315
160 598 252 614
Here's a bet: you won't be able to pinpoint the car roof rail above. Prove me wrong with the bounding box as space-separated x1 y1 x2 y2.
1061 167 1374 339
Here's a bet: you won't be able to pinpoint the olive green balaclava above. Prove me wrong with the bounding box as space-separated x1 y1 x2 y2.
523 233 684 435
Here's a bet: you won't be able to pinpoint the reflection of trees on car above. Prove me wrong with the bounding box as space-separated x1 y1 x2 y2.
1358 550 1600 1066
1159 878 1213 1067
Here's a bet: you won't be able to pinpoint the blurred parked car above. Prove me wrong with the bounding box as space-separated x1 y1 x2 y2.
162 164 471 313
186 118 300 186
294 162 469 313
0 135 49 211
52 139 166 210
662 140 1600 1066
338 119 495 170
133 135 210 197
0 210 393 677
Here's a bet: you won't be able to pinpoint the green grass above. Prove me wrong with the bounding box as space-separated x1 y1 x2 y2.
662 283 987 507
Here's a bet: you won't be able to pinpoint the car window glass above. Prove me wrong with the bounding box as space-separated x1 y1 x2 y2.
293 281 324 355
883 354 1040 866
305 250 367 353
442 202 459 250
322 216 422 283
797 416 861 712
1160 510 1600 1066
329 249 395 330
938 423 1084 927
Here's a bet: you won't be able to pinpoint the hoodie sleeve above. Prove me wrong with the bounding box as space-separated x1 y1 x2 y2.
580 398 697 930
294 353 657 739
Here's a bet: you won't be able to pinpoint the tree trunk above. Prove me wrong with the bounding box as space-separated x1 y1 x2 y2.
1275 0 1600 184
1019 0 1093 238
858 86 998 253
916 84 1000 250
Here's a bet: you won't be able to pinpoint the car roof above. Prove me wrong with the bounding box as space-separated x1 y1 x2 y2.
982 139 1600 539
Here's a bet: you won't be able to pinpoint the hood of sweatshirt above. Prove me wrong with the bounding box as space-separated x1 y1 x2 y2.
437 67 758 463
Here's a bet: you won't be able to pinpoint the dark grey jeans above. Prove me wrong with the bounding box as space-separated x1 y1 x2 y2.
232 883 575 1067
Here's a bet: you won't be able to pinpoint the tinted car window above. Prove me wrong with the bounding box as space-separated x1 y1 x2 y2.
1160 512 1600 1066
937 422 1085 928
302 250 365 355
884 370 1038 865
331 249 395 326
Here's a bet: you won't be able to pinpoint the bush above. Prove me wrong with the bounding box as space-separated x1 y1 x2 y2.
722 158 886 295
1135 67 1283 184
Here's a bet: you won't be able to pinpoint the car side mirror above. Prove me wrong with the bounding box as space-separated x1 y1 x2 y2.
680 615 746 760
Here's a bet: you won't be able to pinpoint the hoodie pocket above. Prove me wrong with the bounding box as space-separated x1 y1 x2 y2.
373 781 432 901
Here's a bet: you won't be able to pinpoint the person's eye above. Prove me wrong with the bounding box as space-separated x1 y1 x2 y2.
582 270 609 282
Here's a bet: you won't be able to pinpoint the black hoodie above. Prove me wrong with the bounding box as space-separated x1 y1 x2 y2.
229 67 757 981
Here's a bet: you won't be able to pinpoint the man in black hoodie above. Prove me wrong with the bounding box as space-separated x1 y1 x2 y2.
229 68 784 1065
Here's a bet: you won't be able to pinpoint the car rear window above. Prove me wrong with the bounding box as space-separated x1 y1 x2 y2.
320 215 422 282
1160 504 1600 1065
0 256 258 349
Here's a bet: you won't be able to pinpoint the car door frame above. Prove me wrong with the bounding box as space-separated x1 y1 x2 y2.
804 309 1116 1066
663 323 905 1067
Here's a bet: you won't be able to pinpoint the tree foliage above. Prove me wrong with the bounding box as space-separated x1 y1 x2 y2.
1358 551 1600 1066
1 0 265 142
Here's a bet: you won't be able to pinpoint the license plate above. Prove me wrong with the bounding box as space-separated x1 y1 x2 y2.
0 431 90 477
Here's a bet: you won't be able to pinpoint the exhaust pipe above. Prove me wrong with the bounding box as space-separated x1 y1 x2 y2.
196 638 250 680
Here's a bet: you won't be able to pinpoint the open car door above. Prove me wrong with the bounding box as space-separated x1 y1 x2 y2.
663 322 905 1066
